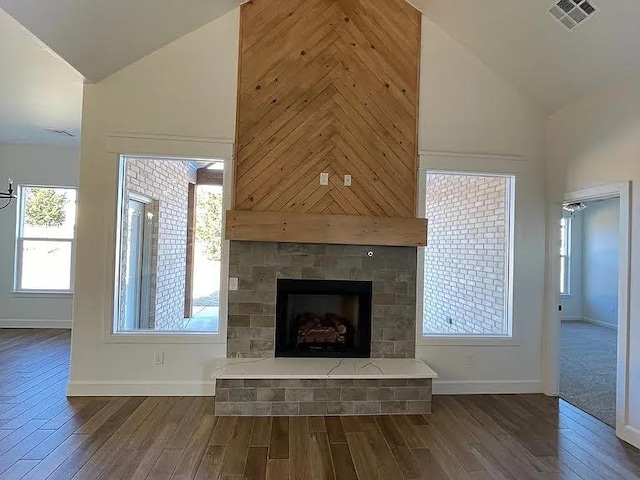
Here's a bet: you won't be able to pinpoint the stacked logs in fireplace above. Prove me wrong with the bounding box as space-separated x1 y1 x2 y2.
296 312 350 345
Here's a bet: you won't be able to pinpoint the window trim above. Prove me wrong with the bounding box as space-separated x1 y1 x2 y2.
108 155 230 342
416 168 518 346
560 217 571 297
13 185 77 295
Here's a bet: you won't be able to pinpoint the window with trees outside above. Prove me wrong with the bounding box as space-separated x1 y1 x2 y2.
15 186 77 292
114 156 225 333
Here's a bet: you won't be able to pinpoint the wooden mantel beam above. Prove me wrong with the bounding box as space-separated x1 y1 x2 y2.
225 210 427 247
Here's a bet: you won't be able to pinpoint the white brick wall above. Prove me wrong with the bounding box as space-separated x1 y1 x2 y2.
423 173 511 335
121 158 191 330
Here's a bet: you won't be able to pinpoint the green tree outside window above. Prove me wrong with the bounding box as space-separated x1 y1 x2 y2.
195 190 223 261
25 188 68 227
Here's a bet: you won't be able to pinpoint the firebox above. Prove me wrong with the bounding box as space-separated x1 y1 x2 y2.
275 279 373 358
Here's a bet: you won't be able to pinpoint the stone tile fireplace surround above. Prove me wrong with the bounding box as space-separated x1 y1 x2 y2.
217 241 431 416
227 241 417 359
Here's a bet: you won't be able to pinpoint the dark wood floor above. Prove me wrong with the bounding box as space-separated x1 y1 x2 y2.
1 330 639 480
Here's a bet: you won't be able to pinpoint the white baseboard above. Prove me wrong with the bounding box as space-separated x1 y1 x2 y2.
0 319 72 329
583 316 617 330
67 380 544 398
433 379 541 395
66 381 215 397
561 317 617 330
618 424 640 449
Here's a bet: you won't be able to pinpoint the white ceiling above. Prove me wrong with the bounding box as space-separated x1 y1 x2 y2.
0 0 244 83
413 0 640 114
1 0 638 148
0 8 84 146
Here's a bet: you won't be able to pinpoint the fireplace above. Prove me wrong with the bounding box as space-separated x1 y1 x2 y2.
275 279 373 358
228 242 417 359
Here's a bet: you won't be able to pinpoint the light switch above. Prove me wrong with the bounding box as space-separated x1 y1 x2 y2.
229 277 239 291
344 175 352 186
320 172 329 185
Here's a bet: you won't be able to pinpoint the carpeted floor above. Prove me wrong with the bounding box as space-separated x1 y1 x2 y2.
560 320 617 426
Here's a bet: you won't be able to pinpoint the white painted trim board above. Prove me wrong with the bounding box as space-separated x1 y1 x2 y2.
66 379 539 397
582 316 618 330
67 381 215 397
619 425 640 450
543 181 632 446
560 317 617 329
433 380 540 395
0 319 72 329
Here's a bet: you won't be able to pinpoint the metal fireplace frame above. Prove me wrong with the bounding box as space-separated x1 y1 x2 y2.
275 279 373 358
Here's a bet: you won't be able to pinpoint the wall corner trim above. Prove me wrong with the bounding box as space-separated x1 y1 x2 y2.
0 319 72 329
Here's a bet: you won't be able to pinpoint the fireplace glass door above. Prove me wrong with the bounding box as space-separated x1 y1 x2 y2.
275 279 372 358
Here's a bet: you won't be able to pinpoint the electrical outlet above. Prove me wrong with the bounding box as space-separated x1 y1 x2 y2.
229 277 239 291
154 351 165 366
320 172 329 185
344 175 352 186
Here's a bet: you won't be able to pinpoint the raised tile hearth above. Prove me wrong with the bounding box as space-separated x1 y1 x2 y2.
211 358 437 416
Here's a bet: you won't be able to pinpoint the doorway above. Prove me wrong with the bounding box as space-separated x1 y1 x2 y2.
559 197 620 426
547 182 632 445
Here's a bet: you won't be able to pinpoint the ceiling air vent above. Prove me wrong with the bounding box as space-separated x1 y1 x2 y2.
549 0 597 30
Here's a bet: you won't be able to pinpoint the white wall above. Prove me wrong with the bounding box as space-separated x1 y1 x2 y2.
583 198 620 327
417 18 547 394
547 76 640 441
70 10 548 396
69 9 239 395
419 20 542 157
0 143 80 328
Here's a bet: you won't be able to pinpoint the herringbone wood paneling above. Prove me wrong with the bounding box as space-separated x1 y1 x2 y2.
234 0 421 218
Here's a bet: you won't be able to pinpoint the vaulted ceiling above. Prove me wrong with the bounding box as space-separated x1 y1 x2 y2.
412 0 640 113
0 8 83 145
0 0 245 82
1 0 640 146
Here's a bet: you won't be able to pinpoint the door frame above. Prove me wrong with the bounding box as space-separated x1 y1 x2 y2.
544 181 632 442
